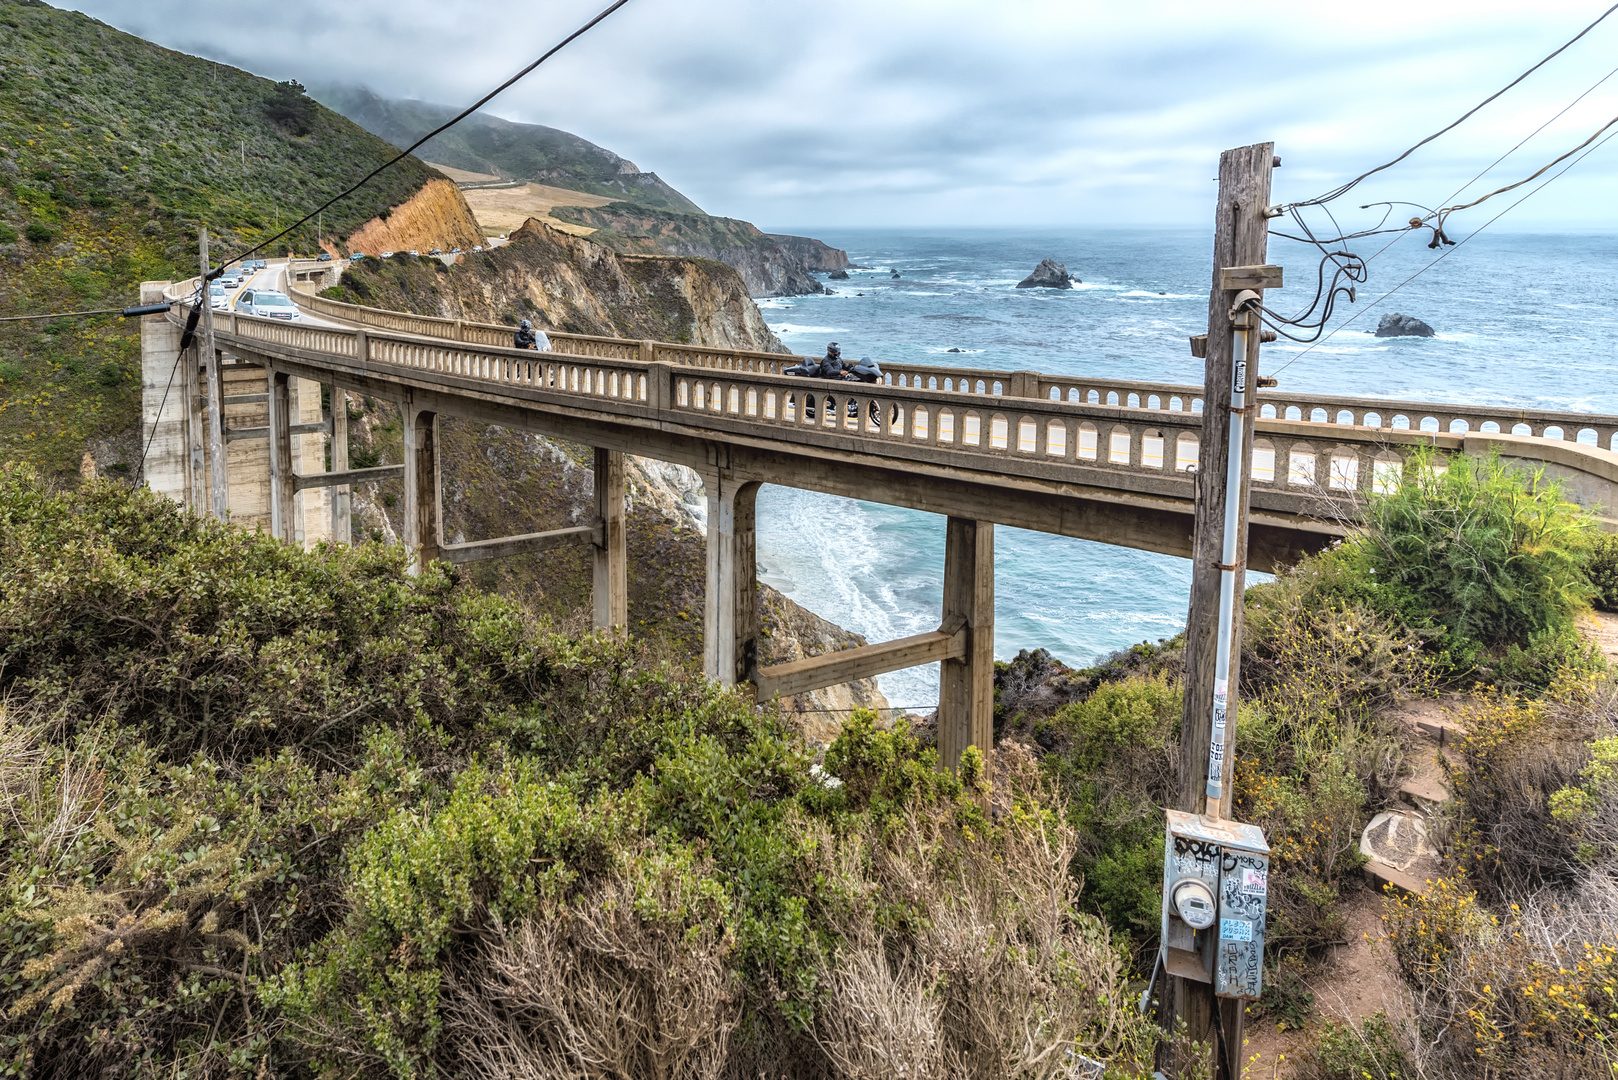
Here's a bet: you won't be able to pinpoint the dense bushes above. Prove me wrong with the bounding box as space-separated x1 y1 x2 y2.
0 469 1153 1079
1592 531 1618 612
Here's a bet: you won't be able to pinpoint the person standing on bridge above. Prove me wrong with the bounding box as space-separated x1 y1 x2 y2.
513 318 551 351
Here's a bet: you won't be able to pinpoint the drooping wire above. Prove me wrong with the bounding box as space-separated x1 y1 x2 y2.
0 307 124 322
1278 1 1618 212
214 0 633 278
1262 56 1618 338
1267 121 1618 377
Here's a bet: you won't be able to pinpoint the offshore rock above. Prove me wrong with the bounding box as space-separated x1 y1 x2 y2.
1375 312 1435 338
828 269 849 280
1016 258 1074 289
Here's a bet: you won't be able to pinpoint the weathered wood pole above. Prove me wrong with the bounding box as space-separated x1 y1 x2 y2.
703 474 760 685
403 404 440 572
938 516 994 771
1170 141 1274 1080
267 367 294 543
592 447 628 633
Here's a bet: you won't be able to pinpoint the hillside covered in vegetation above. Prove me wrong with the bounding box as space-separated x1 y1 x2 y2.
0 0 444 477
314 85 703 215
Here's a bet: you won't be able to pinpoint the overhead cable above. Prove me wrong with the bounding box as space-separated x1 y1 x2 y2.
0 303 173 323
1279 1 1618 211
220 0 633 276
1268 121 1618 376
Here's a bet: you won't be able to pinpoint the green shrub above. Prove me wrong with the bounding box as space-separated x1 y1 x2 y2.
1591 531 1618 612
1300 1013 1411 1080
23 222 52 245
1042 675 1180 943
0 473 1155 1079
0 223 16 244
1362 449 1594 657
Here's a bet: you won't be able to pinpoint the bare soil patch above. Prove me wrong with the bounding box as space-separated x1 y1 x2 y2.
458 182 616 236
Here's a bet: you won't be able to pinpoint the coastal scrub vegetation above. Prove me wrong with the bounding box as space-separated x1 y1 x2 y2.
1004 450 1615 1075
0 467 1156 1079
0 1 439 477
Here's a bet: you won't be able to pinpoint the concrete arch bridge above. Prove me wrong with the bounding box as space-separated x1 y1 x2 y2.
138 263 1618 767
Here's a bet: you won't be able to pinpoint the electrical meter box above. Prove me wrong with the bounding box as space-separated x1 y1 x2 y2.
1160 810 1270 1000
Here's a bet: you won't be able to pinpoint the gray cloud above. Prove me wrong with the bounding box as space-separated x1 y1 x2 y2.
61 0 1618 229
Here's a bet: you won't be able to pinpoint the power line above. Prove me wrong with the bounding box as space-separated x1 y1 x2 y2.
222 0 632 276
1280 1 1618 211
1268 121 1618 377
0 303 171 323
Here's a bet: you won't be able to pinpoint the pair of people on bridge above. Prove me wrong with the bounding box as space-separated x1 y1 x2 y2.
786 342 882 383
513 319 552 351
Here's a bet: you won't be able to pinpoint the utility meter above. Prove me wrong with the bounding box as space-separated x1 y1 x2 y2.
1159 810 1270 1000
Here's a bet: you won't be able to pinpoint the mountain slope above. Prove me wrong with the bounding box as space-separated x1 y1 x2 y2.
0 0 448 475
312 85 703 214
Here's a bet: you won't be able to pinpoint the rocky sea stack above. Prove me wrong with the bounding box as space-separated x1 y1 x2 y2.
1375 312 1435 338
1016 258 1076 289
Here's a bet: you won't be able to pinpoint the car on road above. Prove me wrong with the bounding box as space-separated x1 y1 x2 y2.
428 249 442 256
234 289 300 320
349 253 366 261
316 253 332 262
449 247 462 255
472 245 483 252
407 250 419 256
209 283 227 309
380 251 394 259
219 272 240 288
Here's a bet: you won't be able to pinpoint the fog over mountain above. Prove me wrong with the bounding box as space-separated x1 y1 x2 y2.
58 0 1618 230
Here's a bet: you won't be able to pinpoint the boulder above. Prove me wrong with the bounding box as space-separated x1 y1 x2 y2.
1016 258 1075 289
828 269 849 280
1375 312 1435 338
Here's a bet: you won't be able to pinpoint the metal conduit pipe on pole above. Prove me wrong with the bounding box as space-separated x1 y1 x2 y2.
199 229 228 520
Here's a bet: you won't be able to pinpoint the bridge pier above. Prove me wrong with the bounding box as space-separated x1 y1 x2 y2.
703 475 761 685
592 448 628 633
940 517 994 771
403 404 440 573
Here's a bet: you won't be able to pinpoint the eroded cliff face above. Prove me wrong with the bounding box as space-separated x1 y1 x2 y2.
339 406 887 736
333 219 786 352
548 203 847 297
336 177 485 257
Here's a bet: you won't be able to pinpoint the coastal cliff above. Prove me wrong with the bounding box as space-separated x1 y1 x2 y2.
330 219 787 350
337 177 485 257
549 202 847 297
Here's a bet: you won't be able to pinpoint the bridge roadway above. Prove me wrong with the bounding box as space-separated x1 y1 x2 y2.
143 267 1618 768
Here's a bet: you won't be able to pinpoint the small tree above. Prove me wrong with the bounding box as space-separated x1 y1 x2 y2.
263 79 315 136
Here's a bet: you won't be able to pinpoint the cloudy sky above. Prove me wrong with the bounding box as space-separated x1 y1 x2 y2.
62 0 1618 231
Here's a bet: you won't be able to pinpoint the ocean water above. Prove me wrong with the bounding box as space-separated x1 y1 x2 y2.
752 227 1618 707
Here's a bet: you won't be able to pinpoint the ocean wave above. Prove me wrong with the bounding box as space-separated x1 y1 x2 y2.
769 323 847 335
1117 290 1199 299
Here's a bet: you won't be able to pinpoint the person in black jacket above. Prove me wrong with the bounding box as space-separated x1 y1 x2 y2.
513 319 551 351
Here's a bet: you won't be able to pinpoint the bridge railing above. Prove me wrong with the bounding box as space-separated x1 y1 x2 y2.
162 292 1618 526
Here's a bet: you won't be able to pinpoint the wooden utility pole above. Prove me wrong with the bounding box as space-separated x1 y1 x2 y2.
1168 142 1275 1080
199 229 227 519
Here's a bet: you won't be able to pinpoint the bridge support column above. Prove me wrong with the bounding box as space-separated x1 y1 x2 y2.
939 517 994 772
267 368 295 543
703 475 760 685
592 447 627 634
403 405 440 573
329 384 351 544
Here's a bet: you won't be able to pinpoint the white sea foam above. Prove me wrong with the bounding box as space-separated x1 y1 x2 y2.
769 323 847 335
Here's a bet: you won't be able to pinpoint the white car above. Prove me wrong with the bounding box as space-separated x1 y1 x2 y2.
209 284 227 309
234 289 300 320
219 272 240 288
380 251 394 259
